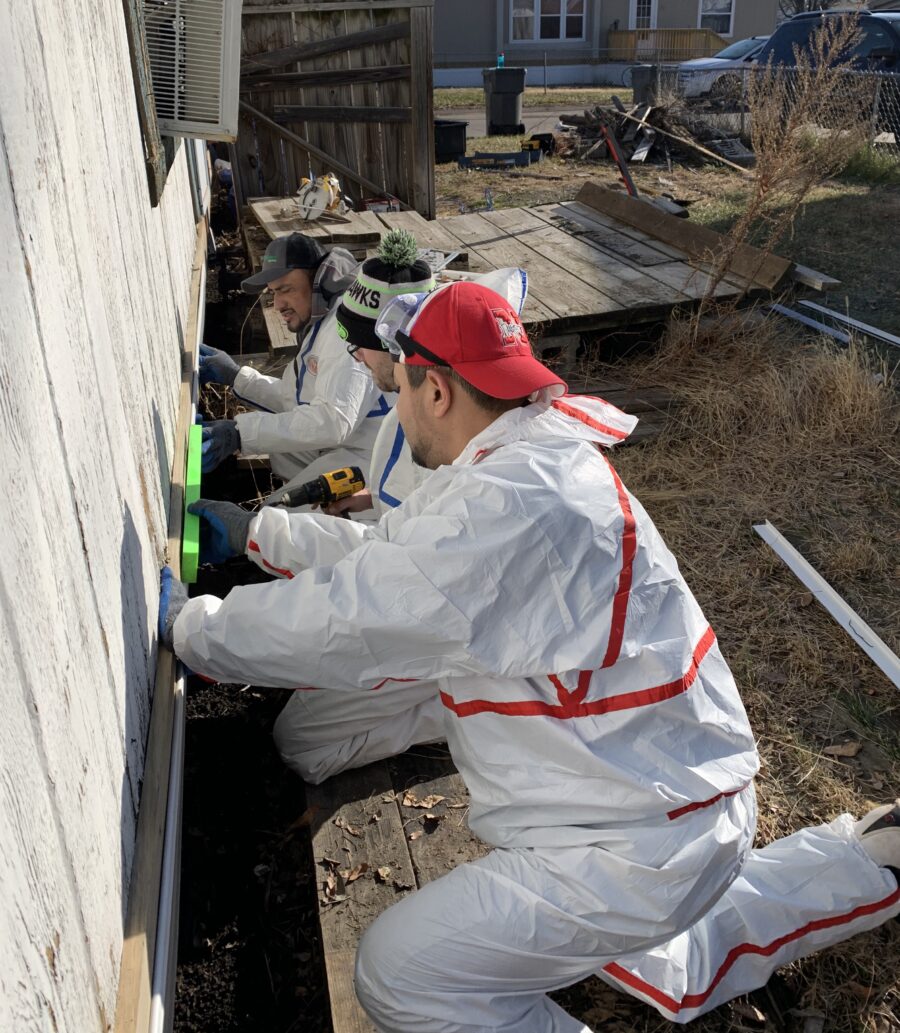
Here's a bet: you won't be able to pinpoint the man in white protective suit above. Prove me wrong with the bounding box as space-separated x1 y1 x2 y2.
197 232 429 495
159 281 900 1033
274 268 532 779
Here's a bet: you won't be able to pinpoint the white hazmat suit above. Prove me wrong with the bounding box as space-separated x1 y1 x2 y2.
232 249 394 491
173 395 900 1032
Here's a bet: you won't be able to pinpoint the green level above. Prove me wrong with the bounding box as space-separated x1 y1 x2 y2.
181 423 203 583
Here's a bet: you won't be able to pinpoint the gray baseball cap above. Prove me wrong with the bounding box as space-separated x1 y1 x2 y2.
241 233 327 293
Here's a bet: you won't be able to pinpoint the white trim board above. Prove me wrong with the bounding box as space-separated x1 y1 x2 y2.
753 521 900 690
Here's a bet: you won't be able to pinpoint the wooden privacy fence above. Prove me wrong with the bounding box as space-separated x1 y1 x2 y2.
237 0 435 218
607 28 725 62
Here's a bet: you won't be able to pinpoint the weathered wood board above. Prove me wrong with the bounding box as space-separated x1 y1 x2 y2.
238 1 435 216
245 180 802 353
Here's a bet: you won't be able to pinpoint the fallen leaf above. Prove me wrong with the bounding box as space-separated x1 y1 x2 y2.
368 810 382 824
732 1001 766 1024
846 979 874 1001
447 801 468 809
334 816 361 837
797 592 814 608
402 791 446 809
823 741 862 758
339 863 369 883
375 866 392 882
381 792 397 803
287 804 319 831
423 813 442 832
320 856 341 869
408 830 423 841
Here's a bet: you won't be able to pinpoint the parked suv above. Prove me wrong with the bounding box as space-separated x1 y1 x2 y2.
754 9 900 71
754 9 900 137
677 36 769 99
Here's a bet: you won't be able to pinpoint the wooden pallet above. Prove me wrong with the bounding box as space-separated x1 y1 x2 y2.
243 181 836 347
307 748 487 1033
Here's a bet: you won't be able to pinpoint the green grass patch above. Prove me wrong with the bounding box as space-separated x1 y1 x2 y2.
434 86 633 110
838 146 900 186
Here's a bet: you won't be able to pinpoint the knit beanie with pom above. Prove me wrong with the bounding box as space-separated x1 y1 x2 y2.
336 229 435 351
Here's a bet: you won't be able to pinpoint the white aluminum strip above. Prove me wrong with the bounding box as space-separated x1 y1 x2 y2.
147 670 185 1033
753 521 900 690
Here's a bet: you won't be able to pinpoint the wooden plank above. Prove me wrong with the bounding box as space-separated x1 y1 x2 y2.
544 202 754 298
274 104 411 124
327 949 377 1033
306 760 418 1033
242 21 410 71
372 6 410 208
376 209 465 257
114 220 206 1033
242 64 410 90
481 206 688 314
576 181 793 292
439 211 610 325
429 215 558 326
240 102 412 208
344 5 389 211
409 4 435 218
550 201 689 261
388 750 490 889
792 263 842 292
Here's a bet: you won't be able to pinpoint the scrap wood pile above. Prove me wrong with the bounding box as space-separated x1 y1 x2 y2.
554 311 900 1031
556 102 755 169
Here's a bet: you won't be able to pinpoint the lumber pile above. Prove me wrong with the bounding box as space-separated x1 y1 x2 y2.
557 102 755 169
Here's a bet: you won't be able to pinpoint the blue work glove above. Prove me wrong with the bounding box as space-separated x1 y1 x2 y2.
188 499 254 564
199 343 240 387
159 566 189 651
201 419 241 473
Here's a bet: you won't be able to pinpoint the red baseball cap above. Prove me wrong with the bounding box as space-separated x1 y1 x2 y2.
402 282 567 399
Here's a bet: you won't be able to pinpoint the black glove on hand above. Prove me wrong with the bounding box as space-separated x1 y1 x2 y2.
158 566 189 651
188 499 254 564
199 343 240 387
201 420 241 473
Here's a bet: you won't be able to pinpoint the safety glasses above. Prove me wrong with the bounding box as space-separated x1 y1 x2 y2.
375 291 433 361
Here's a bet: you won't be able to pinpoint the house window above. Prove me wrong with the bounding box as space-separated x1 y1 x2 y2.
512 0 585 42
698 0 734 37
632 0 656 31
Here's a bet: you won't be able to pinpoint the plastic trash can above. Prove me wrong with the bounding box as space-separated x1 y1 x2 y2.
483 66 527 135
434 119 468 164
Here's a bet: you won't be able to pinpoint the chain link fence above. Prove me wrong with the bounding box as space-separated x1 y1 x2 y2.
643 65 900 159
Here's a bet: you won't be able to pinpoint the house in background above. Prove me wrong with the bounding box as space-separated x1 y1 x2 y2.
434 0 782 86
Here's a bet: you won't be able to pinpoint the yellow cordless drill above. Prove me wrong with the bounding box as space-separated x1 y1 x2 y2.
277 466 365 509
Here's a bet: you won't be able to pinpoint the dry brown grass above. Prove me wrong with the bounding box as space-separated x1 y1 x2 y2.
699 15 876 310
556 315 900 1031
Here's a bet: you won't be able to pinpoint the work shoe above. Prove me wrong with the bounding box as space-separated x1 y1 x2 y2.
855 800 900 872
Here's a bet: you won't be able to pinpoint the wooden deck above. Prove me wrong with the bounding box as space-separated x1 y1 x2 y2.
246 181 802 353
